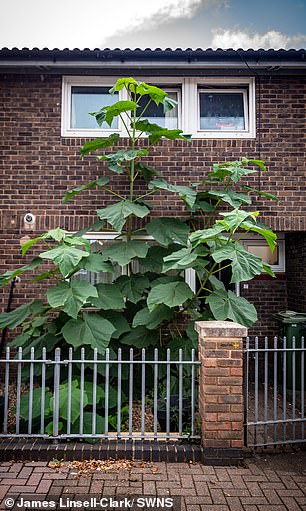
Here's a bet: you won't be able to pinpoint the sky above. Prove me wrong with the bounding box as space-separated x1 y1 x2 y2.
0 0 306 50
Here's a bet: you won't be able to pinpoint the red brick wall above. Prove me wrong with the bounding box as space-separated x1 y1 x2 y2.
240 275 287 338
0 72 305 333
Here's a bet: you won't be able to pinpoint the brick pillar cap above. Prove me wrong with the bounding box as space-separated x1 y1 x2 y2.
195 320 248 338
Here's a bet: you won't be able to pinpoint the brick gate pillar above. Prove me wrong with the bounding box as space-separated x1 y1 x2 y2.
194 320 247 465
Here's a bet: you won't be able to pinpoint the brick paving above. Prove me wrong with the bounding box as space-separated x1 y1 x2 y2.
0 452 305 510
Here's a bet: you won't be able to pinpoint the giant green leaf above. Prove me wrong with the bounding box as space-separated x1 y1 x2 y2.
148 178 196 208
229 165 257 183
92 100 137 127
134 120 191 144
41 228 68 242
0 300 45 330
71 412 105 435
84 382 121 410
150 275 185 287
83 382 105 404
97 200 150 232
0 258 42 287
20 237 42 255
102 240 149 266
162 247 198 272
62 177 109 203
120 325 158 348
40 245 89 278
62 313 116 353
212 242 263 283
209 189 251 208
243 185 279 202
209 161 257 184
146 218 189 247
162 95 178 112
79 254 115 274
116 274 150 303
135 162 160 181
109 77 140 94
140 245 173 272
47 281 98 319
101 311 130 339
147 281 193 311
132 305 174 329
241 157 267 171
136 83 167 104
20 387 52 420
49 380 88 424
190 224 227 246
90 283 125 310
80 134 120 158
219 209 259 232
241 220 277 251
206 289 257 327
97 149 148 174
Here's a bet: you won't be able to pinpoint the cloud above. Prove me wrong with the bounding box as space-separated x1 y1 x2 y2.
101 0 226 43
211 29 306 49
0 0 227 49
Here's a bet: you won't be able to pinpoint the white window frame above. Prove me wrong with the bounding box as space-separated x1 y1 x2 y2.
61 76 127 137
184 76 256 139
198 88 249 133
62 76 255 139
62 76 183 137
80 231 196 292
242 236 285 273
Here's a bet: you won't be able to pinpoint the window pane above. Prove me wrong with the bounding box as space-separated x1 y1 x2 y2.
199 92 245 130
247 244 279 265
136 91 178 129
71 86 118 129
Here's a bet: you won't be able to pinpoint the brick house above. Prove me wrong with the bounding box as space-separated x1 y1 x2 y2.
0 47 305 337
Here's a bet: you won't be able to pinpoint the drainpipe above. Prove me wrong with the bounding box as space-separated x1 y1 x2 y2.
0 277 18 358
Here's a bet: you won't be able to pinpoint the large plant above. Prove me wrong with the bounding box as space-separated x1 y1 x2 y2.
0 78 277 433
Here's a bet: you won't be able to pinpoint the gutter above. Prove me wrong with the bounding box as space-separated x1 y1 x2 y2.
0 59 306 70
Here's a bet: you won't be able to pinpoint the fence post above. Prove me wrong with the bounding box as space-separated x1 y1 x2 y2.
195 320 247 465
53 347 61 441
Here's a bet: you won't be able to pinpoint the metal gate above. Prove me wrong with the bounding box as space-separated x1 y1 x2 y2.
244 337 306 448
0 346 200 442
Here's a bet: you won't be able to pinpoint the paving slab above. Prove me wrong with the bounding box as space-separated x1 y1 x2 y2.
0 451 305 510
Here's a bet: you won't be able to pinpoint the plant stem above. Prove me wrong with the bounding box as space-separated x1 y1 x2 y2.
103 188 125 200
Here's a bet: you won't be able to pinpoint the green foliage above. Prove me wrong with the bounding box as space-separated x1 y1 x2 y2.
146 218 189 247
0 300 45 330
0 78 279 435
116 274 150 304
97 200 150 231
206 289 257 328
91 283 125 310
148 178 197 208
40 244 89 278
62 177 109 203
147 281 194 311
47 280 98 319
102 240 149 266
62 313 116 352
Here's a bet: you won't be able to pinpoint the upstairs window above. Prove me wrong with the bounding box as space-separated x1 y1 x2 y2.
62 76 255 139
70 86 118 130
136 89 179 129
198 89 248 132
61 77 122 137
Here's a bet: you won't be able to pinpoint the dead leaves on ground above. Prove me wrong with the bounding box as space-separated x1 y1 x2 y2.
48 458 158 477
